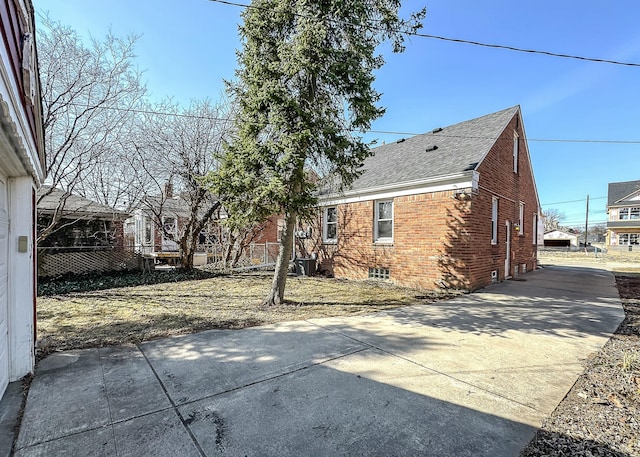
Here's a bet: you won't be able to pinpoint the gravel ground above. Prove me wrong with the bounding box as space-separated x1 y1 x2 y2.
521 274 640 457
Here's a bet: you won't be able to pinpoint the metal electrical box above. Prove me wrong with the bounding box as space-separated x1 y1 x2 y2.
18 236 28 253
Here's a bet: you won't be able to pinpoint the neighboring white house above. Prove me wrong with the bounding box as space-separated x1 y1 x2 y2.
0 0 46 400
543 230 579 248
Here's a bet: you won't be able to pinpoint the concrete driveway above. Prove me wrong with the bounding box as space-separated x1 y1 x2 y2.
11 265 624 456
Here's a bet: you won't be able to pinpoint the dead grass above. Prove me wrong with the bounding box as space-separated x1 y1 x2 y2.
36 272 451 356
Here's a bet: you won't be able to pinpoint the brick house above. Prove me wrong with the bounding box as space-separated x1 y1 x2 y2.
313 106 541 291
605 180 640 251
1 0 46 399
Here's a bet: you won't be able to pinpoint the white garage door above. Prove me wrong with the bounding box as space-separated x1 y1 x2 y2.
0 175 8 397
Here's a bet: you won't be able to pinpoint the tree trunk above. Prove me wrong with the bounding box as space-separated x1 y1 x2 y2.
263 212 296 306
180 233 195 271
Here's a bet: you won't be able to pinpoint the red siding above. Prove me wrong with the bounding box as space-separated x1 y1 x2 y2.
0 0 22 90
0 0 43 161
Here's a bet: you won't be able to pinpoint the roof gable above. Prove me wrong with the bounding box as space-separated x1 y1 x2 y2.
348 106 519 192
608 180 640 206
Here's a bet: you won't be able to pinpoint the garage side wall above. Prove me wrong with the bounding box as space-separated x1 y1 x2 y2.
8 177 35 379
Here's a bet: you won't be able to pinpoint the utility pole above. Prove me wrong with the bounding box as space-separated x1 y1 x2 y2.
584 194 589 248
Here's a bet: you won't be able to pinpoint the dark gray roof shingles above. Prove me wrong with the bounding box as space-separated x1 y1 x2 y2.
608 180 640 206
348 106 519 192
37 186 129 219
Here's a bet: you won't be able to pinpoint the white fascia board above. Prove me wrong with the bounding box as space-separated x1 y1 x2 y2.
319 171 479 206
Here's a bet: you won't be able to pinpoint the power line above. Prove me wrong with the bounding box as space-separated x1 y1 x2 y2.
48 101 640 146
541 196 607 206
529 138 640 145
208 0 640 68
377 131 640 144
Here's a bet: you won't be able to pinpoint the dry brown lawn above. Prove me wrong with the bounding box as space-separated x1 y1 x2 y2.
37 272 449 355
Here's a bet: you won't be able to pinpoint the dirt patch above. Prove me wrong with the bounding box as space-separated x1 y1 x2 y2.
522 272 640 457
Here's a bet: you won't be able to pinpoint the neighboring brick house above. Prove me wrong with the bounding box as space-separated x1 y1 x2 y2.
313 106 541 291
605 180 640 251
1 0 46 399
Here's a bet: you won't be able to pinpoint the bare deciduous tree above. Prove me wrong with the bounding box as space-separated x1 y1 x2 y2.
133 99 235 269
543 208 565 232
36 15 146 243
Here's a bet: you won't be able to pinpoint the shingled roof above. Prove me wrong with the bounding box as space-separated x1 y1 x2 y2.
37 186 129 220
608 180 640 206
347 106 520 193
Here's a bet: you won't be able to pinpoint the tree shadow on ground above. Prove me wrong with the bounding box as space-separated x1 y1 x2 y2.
21 327 635 457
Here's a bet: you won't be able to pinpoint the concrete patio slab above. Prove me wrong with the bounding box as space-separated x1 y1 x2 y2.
179 350 535 457
7 264 625 456
139 319 367 405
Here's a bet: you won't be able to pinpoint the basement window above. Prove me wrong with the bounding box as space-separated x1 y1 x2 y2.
369 267 390 280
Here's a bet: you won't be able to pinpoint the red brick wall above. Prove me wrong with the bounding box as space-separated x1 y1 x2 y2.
315 191 470 290
315 111 539 291
253 215 281 244
468 113 539 288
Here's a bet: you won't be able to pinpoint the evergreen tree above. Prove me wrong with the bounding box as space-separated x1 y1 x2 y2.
216 0 425 305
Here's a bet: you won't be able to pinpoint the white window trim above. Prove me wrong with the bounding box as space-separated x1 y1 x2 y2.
532 213 537 245
619 207 640 220
276 218 285 242
144 218 153 245
518 202 525 236
513 131 519 173
618 233 640 245
374 199 393 243
162 216 177 235
322 207 338 243
491 197 498 245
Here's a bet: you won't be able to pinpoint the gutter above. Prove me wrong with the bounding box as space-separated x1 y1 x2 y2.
318 170 479 206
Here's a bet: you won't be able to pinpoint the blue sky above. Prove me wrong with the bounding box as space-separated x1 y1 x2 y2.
35 0 640 228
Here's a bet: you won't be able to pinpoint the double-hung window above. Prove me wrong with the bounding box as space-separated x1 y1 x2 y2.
144 219 153 244
619 234 640 245
323 207 338 243
619 207 640 220
491 197 498 244
374 200 393 242
518 202 525 236
513 132 519 173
